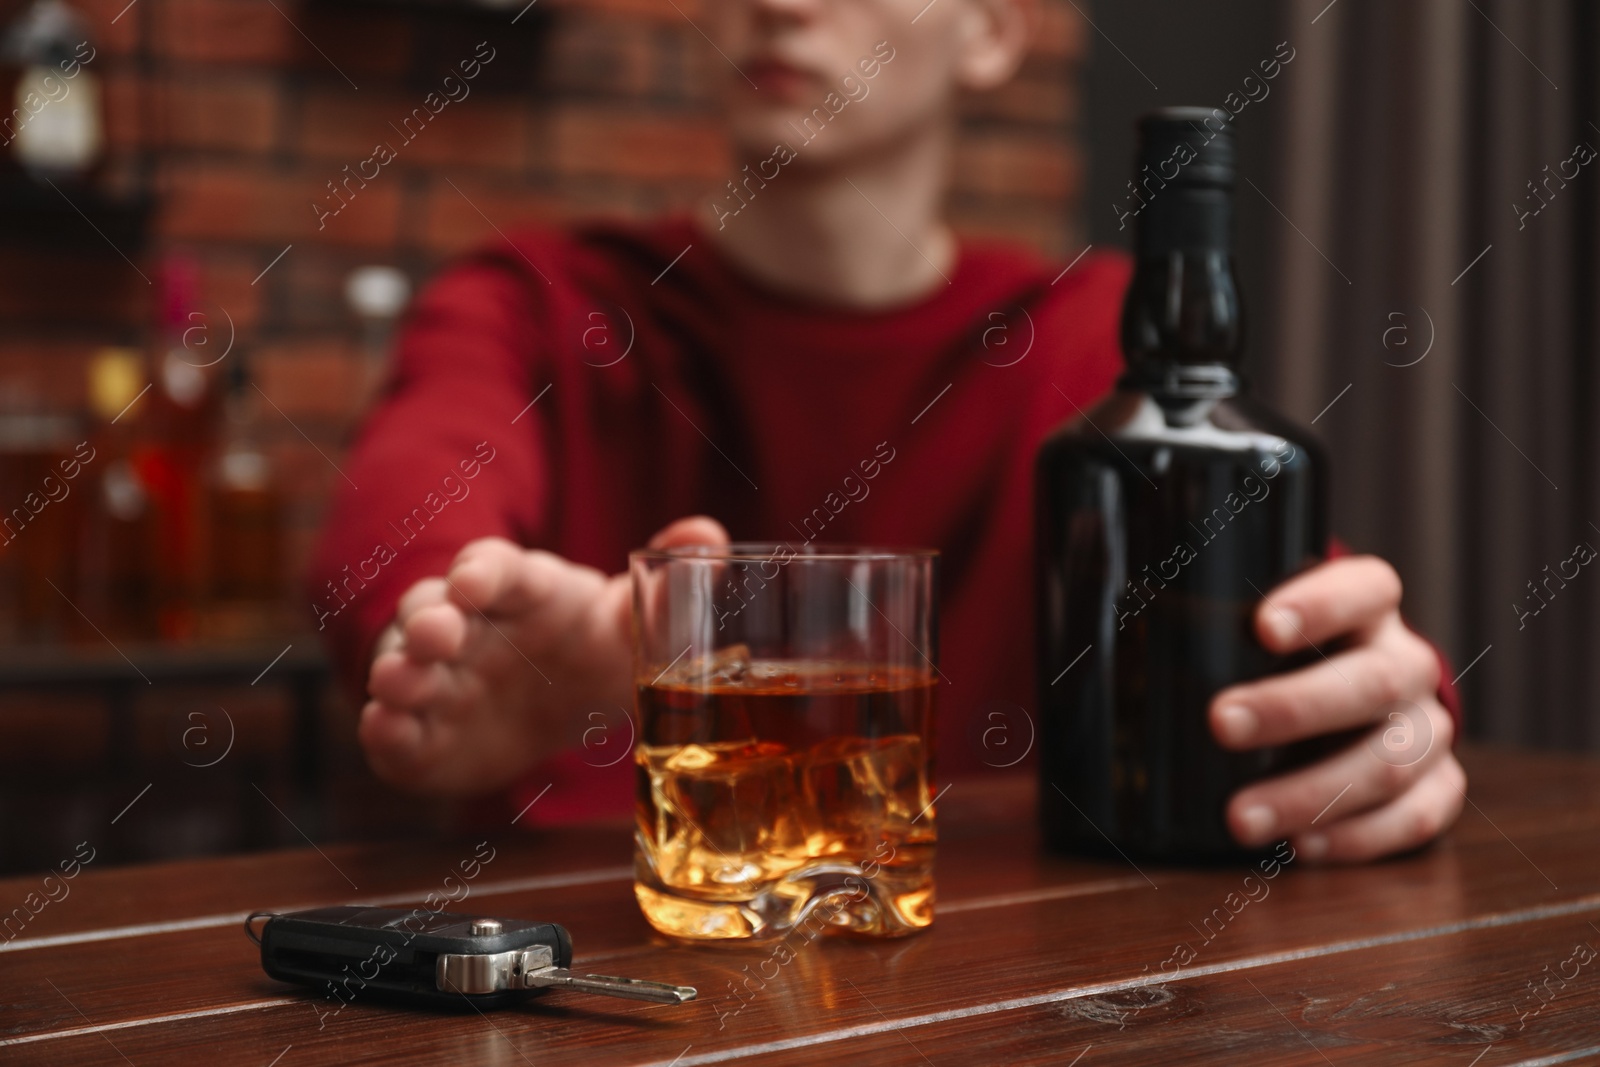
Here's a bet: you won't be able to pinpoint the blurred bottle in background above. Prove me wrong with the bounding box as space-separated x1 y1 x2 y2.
140 256 221 640
0 388 84 643
2 254 303 649
201 350 285 640
345 265 411 408
81 347 158 641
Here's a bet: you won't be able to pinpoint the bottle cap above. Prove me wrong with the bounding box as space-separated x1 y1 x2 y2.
1134 107 1235 189
1131 106 1235 255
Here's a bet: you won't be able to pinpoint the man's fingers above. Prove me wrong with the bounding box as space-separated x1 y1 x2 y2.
368 648 462 711
1290 753 1467 864
403 602 469 662
1212 617 1441 748
446 537 569 618
357 700 426 780
1254 555 1404 652
443 520 726 623
371 621 404 660
1225 700 1453 847
396 577 449 625
647 514 730 551
594 572 636 651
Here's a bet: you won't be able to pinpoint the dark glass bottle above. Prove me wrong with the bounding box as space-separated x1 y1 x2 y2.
203 350 286 639
1035 109 1331 861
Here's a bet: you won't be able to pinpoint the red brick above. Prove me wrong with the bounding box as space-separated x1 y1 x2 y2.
74 0 142 58
297 7 413 80
101 69 146 152
541 17 657 99
550 106 728 182
184 247 270 334
254 337 365 420
267 435 345 507
648 23 721 106
952 134 1079 200
151 74 281 154
960 64 1076 126
0 339 105 409
555 0 702 22
417 176 569 257
298 87 530 173
153 0 299 66
545 175 661 228
524 110 557 175
274 250 351 330
157 161 403 248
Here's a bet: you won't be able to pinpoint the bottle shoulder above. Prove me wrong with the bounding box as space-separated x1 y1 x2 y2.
1039 391 1325 465
1215 394 1324 450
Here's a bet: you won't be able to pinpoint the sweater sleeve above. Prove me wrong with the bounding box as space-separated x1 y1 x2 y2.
307 250 549 696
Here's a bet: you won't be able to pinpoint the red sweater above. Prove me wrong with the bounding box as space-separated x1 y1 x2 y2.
309 217 1457 825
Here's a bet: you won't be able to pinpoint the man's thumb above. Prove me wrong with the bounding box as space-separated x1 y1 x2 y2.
645 515 730 551
603 515 730 636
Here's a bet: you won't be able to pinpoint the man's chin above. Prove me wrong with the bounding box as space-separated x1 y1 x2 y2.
728 116 864 163
726 112 811 149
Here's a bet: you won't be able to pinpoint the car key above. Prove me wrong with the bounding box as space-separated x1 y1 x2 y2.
252 905 696 1009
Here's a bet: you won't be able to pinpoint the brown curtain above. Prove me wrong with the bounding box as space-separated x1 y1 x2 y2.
1261 0 1600 747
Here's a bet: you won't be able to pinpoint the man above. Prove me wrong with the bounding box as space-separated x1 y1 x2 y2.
310 0 1465 863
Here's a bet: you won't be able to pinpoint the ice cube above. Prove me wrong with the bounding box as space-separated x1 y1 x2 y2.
641 740 809 895
678 644 752 686
800 735 931 853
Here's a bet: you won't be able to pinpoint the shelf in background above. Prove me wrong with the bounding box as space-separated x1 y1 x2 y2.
0 638 324 688
0 172 152 253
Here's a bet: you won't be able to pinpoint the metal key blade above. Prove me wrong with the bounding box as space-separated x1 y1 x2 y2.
522 965 697 1004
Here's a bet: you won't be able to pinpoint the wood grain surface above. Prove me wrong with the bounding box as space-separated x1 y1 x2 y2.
2 745 1597 1066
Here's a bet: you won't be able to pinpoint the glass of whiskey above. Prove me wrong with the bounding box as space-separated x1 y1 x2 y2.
629 543 938 941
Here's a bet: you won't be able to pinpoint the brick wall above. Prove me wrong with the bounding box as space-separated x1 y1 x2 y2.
1 0 1087 606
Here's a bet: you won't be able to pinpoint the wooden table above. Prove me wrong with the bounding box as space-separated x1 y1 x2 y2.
2 744 1597 1065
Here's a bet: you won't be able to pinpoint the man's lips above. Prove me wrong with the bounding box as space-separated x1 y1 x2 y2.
743 58 818 98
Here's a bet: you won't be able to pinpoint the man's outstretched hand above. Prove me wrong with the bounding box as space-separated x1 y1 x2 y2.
360 516 729 795
1211 555 1467 864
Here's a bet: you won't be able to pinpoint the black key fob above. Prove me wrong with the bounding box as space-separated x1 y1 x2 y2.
255 905 694 1010
258 905 572 1009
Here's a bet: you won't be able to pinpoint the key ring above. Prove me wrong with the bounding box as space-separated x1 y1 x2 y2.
244 911 277 946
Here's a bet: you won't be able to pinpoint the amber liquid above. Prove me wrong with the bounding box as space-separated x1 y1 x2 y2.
0 441 84 643
635 655 936 940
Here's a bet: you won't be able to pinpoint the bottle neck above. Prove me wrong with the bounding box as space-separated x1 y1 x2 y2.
1119 186 1245 400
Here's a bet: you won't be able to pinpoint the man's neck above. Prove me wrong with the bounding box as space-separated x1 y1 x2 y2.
696 126 957 309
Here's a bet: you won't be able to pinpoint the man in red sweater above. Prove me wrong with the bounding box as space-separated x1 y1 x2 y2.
311 0 1464 863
